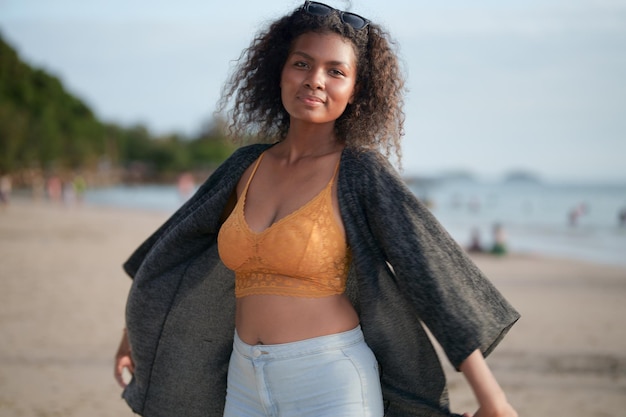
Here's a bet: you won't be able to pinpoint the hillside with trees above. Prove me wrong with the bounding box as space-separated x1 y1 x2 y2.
0 32 235 187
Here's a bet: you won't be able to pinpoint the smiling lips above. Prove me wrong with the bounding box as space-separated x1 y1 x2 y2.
298 94 325 105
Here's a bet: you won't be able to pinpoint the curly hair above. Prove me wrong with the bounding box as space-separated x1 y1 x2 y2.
216 3 406 162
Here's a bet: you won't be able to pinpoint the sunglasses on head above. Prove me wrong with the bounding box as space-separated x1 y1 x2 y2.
302 1 370 30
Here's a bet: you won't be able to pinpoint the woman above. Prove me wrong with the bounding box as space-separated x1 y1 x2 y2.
114 2 519 417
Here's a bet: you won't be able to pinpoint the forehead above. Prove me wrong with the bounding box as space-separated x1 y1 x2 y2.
289 32 357 65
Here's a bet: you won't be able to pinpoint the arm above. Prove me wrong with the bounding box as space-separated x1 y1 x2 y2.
114 328 135 388
459 350 517 417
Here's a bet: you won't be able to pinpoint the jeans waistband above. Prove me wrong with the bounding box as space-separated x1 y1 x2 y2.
233 326 364 360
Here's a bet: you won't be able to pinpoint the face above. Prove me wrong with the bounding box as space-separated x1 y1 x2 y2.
280 31 357 127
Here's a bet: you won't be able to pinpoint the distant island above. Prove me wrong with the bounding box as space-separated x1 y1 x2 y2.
404 169 543 187
503 170 542 184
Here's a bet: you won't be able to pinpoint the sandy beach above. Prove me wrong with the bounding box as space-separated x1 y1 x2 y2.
1 199 625 417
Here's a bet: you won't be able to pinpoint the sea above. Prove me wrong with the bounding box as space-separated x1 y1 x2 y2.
83 180 626 268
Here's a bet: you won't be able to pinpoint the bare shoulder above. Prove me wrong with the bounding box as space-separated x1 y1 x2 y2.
235 154 263 198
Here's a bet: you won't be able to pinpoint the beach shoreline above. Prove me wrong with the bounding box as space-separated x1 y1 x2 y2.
1 199 625 416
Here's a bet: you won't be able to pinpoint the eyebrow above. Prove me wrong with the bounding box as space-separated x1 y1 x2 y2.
291 51 353 69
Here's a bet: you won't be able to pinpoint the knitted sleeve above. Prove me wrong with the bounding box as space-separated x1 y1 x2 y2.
344 150 519 369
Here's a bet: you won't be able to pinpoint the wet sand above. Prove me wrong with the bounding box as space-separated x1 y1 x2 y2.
0 199 624 416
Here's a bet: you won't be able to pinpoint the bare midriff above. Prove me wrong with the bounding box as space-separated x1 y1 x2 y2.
235 290 359 345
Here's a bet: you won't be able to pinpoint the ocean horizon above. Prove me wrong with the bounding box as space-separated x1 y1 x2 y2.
81 179 626 269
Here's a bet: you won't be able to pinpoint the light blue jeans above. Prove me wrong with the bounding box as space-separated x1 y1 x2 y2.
223 326 384 417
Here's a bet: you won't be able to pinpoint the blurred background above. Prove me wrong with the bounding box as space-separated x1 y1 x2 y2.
1 0 625 265
1 1 625 416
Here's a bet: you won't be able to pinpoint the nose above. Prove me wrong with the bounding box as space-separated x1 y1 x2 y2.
304 69 324 90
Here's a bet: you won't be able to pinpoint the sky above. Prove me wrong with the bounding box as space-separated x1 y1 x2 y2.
1 0 625 182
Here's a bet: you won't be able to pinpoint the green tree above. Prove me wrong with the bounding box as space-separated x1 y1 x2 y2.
0 32 236 182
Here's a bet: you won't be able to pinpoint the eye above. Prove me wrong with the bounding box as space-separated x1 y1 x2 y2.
293 61 309 69
329 69 346 77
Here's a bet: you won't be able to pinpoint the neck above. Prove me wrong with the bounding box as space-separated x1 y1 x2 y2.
279 121 343 162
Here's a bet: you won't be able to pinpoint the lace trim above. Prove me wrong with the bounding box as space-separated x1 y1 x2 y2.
235 269 349 298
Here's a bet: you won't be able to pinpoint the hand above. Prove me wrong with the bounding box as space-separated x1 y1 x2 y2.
114 328 135 388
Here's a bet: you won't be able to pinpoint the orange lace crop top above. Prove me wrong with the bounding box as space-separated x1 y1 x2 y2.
217 153 351 298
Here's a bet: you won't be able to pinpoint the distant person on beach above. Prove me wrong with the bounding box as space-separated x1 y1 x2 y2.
62 180 76 205
467 227 485 253
568 202 587 227
72 174 87 204
29 170 45 201
0 173 12 208
46 175 63 203
491 223 508 256
176 172 196 200
114 3 519 417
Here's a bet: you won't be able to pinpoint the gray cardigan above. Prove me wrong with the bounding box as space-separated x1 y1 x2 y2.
122 143 519 417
